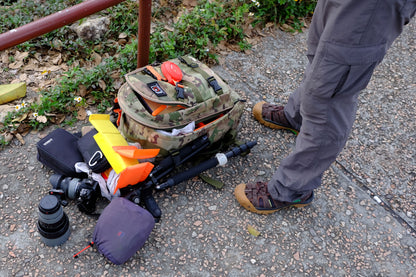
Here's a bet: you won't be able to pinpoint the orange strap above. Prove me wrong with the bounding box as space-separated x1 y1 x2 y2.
146 66 166 81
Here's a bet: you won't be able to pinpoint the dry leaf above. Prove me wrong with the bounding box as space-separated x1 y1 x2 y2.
37 65 67 72
47 114 62 124
247 225 260 237
15 51 29 62
118 32 128 39
76 108 87 120
265 22 274 29
1 51 9 64
98 79 106 91
15 133 25 145
16 123 30 134
91 52 102 66
0 105 15 122
183 0 198 7
54 114 66 124
12 113 28 123
78 84 88 97
9 61 24 69
52 53 62 65
4 133 13 143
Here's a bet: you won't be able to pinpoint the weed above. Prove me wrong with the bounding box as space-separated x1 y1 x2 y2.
0 0 317 147
252 0 316 30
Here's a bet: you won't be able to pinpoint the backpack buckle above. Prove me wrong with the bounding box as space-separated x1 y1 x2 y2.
207 76 223 94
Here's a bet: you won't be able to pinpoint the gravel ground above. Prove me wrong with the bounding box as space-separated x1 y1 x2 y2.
0 21 415 276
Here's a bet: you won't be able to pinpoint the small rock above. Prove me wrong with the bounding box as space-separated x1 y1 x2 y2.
293 252 300 261
71 17 110 41
208 205 217 211
257 171 266 176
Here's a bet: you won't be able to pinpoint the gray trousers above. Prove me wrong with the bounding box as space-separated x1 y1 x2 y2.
268 0 416 202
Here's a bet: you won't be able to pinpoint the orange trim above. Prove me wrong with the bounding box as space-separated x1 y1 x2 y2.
194 114 224 131
151 104 167 116
113 146 160 159
146 65 166 81
114 162 154 194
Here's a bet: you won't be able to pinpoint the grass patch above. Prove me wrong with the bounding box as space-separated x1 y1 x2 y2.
0 0 316 147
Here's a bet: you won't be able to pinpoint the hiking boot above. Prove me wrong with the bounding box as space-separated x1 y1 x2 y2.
252 101 299 134
234 182 313 215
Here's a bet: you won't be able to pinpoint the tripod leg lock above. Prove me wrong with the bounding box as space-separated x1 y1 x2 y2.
216 153 228 166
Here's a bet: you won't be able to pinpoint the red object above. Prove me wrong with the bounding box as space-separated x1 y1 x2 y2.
161 61 183 86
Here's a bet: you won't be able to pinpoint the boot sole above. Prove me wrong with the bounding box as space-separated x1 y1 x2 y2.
252 101 299 135
234 183 311 215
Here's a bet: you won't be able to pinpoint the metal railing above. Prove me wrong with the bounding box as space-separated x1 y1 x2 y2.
0 0 151 67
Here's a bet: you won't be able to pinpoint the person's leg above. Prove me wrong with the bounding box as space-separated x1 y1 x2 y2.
268 0 415 202
236 0 416 212
269 60 378 201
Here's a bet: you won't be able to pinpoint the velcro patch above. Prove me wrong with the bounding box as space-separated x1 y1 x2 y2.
147 82 167 97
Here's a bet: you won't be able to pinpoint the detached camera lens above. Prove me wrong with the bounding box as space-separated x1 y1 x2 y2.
37 195 70 247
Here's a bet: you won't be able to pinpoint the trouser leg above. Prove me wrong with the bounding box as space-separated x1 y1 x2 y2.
269 58 378 202
267 0 416 202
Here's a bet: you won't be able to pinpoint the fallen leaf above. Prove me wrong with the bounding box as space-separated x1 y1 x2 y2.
0 105 15 122
54 114 66 124
247 225 260 237
11 113 28 123
118 32 128 39
78 84 88 97
8 61 24 69
1 51 9 64
98 79 106 91
76 108 87 120
91 52 102 66
15 133 25 145
15 51 29 62
52 53 62 65
183 0 198 7
16 123 30 134
4 133 13 143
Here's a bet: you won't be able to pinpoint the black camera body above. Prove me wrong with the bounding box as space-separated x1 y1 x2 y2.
49 174 100 214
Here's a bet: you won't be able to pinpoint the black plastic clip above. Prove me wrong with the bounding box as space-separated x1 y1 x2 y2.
176 84 185 99
207 76 223 94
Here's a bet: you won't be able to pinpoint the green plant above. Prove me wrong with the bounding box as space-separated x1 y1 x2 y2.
0 0 84 48
0 0 316 148
149 0 252 63
252 0 316 30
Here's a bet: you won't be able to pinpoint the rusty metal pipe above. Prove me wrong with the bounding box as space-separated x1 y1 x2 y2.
137 0 152 68
0 0 126 51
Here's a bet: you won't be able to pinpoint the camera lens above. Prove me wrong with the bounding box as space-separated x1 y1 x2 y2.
37 195 71 247
49 174 99 214
49 174 81 200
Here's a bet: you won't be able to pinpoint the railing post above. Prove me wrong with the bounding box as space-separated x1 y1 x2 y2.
137 0 152 68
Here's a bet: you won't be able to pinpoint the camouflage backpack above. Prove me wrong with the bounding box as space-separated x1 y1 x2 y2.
117 55 245 156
